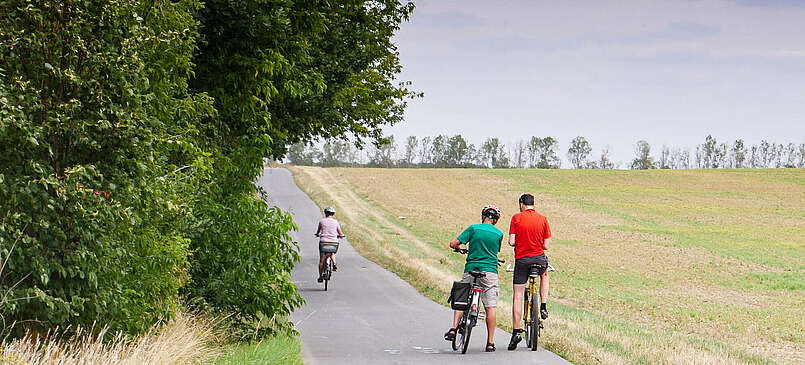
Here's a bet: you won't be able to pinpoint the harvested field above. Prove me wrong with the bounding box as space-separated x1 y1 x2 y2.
289 166 805 365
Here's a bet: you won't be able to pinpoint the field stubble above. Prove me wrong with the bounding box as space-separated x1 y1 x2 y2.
289 166 804 365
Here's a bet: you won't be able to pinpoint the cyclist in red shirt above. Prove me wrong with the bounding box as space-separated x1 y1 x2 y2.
507 193 551 350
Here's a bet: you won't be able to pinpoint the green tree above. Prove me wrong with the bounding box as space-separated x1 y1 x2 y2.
798 143 805 168
369 136 397 167
0 0 209 336
567 136 592 169
446 135 470 167
596 146 615 169
403 136 418 167
430 135 449 167
513 139 527 168
630 140 656 170
528 137 560 169
731 139 747 168
759 140 774 168
287 142 321 166
183 0 417 337
701 135 718 168
659 146 671 169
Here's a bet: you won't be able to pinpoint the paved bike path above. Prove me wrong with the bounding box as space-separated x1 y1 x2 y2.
259 168 572 365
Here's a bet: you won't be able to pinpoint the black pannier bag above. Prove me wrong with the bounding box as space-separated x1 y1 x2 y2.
448 281 471 311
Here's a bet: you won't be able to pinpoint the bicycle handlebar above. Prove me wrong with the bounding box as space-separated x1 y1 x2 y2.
504 263 557 272
453 248 505 264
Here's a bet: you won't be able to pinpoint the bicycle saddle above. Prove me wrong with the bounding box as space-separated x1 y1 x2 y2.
468 270 486 278
529 264 546 277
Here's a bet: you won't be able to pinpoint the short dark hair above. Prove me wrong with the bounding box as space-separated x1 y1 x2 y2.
519 194 534 206
325 211 335 217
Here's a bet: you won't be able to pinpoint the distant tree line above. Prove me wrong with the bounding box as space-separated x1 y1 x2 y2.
631 135 805 169
288 135 805 169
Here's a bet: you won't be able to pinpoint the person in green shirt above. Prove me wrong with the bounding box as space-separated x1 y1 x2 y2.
444 205 504 352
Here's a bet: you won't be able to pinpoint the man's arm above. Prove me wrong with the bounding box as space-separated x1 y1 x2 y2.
337 225 345 238
314 221 322 236
543 237 551 251
453 226 473 250
508 215 517 247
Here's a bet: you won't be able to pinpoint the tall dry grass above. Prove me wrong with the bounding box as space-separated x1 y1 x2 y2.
0 311 221 365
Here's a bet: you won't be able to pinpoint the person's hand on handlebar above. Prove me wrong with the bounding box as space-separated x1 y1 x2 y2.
338 235 346 238
449 239 461 250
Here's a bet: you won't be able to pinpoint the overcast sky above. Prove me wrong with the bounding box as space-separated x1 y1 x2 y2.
387 0 805 166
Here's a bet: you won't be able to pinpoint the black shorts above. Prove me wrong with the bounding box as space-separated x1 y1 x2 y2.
513 254 548 285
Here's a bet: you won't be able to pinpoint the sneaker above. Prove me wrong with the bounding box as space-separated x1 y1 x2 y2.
541 308 549 320
333 264 338 272
507 330 522 350
317 277 323 283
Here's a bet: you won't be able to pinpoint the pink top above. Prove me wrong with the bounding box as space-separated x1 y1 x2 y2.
317 217 342 242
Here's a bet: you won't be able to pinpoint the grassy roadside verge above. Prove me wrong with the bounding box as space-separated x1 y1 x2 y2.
210 333 302 365
0 310 303 365
288 166 803 364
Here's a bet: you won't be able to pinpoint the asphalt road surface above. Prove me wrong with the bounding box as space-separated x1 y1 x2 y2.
259 168 572 365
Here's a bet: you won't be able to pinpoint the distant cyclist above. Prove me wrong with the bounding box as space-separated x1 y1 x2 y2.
508 193 552 351
315 206 345 283
444 205 503 352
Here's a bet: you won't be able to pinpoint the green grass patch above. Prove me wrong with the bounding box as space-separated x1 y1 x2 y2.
210 334 302 365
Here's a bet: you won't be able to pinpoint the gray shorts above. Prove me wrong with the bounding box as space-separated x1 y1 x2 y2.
460 271 499 308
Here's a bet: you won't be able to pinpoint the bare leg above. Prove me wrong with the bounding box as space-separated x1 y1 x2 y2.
485 307 496 343
318 255 325 278
452 310 463 328
512 284 526 330
539 272 549 304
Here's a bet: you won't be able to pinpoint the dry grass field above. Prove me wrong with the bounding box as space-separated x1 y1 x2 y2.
289 166 804 365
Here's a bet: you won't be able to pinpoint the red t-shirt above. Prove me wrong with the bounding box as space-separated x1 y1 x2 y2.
509 209 551 259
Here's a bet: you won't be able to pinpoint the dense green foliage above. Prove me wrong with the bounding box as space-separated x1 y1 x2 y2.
1 0 416 338
0 0 209 335
183 0 416 336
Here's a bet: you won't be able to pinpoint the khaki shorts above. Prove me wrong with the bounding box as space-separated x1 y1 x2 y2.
460 271 499 308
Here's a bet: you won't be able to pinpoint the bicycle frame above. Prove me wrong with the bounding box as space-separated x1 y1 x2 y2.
469 282 483 316
455 275 483 354
524 275 538 325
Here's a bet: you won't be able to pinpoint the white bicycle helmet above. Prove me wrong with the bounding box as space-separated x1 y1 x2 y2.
481 205 501 223
324 206 336 215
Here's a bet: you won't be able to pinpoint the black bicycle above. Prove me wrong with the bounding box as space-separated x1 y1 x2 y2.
451 248 504 354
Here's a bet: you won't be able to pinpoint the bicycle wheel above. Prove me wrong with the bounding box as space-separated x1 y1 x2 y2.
324 257 331 291
530 294 540 351
460 314 474 354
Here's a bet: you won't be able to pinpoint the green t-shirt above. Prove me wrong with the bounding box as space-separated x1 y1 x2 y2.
457 223 503 273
